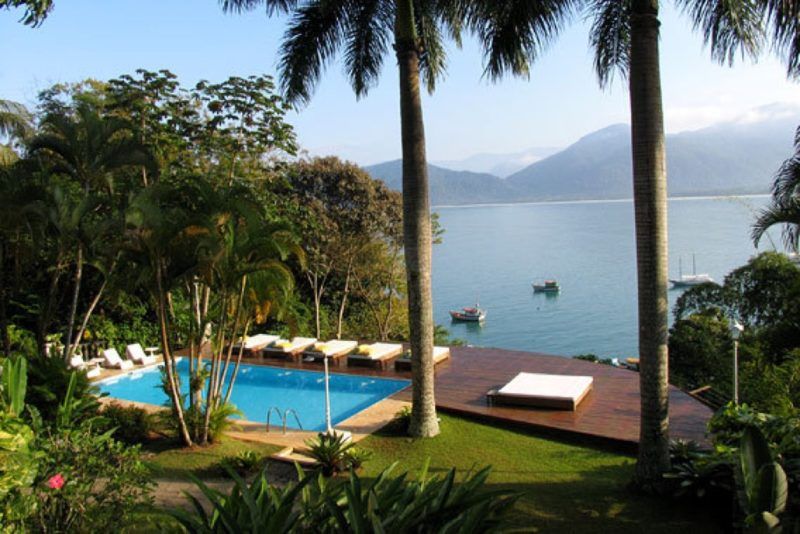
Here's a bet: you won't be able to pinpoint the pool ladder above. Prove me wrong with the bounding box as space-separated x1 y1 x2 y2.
265 406 303 434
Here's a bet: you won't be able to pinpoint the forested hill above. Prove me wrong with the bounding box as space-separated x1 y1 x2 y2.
365 114 796 206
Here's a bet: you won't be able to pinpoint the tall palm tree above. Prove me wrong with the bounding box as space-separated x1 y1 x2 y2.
448 0 761 486
221 0 454 437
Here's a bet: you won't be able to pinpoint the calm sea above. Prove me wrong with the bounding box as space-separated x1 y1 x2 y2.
432 195 776 358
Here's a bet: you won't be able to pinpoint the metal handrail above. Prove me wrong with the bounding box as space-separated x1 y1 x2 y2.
265 406 303 434
283 408 303 433
265 406 283 433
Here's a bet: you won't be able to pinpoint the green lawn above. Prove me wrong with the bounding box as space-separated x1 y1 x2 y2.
142 436 281 480
357 414 719 533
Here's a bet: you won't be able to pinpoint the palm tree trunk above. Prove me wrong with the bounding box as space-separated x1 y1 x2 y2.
0 239 9 357
395 0 439 438
629 0 671 488
63 245 83 361
155 259 193 446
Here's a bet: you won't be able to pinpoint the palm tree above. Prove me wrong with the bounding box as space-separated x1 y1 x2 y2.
221 0 454 437
29 102 153 360
448 0 761 486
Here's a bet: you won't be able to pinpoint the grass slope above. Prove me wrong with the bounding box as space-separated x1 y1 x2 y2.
358 414 717 533
142 436 281 480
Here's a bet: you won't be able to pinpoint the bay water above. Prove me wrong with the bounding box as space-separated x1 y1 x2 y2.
432 195 775 358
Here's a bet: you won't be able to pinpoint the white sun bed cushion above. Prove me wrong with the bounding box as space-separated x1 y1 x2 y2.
126 343 157 365
270 337 317 352
350 343 403 361
311 340 357 356
400 346 450 361
433 346 450 362
69 355 86 369
498 372 593 402
236 334 280 350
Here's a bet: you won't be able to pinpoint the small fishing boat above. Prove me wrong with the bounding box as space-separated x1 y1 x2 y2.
670 255 715 288
449 304 486 322
532 280 560 293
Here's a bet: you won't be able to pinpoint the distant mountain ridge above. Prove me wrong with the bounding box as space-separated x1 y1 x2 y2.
365 112 797 206
433 146 561 177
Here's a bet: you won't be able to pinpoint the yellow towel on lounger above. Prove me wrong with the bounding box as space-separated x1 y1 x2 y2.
357 344 372 355
314 342 328 352
275 339 291 348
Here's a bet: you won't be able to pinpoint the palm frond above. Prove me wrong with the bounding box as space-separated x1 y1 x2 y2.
587 0 630 89
772 125 800 203
343 0 393 99
455 0 577 81
752 198 800 250
279 0 350 105
761 0 800 77
675 0 764 66
416 0 449 93
219 0 297 16
0 99 34 141
0 0 54 27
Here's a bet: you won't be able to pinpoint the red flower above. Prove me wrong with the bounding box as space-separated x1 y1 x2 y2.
47 474 65 490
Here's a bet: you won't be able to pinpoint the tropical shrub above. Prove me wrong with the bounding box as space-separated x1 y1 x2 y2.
304 432 358 477
0 362 154 531
99 402 154 445
170 462 517 532
28 422 155 533
26 352 101 422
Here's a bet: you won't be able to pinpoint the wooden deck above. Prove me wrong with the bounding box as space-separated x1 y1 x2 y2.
218 344 712 451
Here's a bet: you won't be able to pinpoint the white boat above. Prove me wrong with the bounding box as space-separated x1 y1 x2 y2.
670 255 715 288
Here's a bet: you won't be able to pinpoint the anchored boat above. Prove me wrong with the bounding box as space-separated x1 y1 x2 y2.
670 255 714 288
449 304 486 322
532 280 561 293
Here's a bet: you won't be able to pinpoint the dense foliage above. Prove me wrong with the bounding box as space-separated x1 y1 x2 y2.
0 359 154 531
669 252 800 413
170 462 516 533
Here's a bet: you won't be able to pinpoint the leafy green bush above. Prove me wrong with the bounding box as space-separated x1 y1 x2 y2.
0 364 154 531
27 422 155 532
170 462 517 532
99 402 153 445
26 353 101 422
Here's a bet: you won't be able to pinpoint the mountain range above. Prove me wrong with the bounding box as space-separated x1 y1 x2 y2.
365 110 798 206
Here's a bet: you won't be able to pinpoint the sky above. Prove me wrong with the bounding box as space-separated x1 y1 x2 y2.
2 1 799 166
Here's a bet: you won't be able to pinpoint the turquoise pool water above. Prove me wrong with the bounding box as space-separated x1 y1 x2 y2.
98 360 409 431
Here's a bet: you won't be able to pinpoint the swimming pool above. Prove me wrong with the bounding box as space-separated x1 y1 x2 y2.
97 359 410 431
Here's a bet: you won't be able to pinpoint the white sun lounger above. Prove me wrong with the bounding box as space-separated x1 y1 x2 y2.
232 334 280 356
348 342 404 369
395 346 451 371
487 372 593 411
102 348 134 370
262 337 317 362
69 355 102 378
126 343 158 366
303 340 358 366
